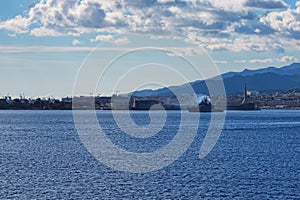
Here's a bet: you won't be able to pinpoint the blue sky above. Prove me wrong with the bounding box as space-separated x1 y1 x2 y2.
0 0 300 97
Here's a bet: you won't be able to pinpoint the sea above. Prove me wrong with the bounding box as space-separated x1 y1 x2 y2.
0 110 299 199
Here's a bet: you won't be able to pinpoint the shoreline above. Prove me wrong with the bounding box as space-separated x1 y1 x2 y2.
1 108 300 111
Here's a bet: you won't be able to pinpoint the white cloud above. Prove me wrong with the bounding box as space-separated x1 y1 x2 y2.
214 60 228 64
166 47 205 57
206 43 229 52
260 1 300 39
72 39 82 46
207 0 248 12
277 55 298 62
30 27 63 37
203 34 284 53
0 15 31 34
0 0 253 38
90 35 128 44
249 58 273 63
0 0 299 54
234 60 248 63
157 0 175 3
0 0 125 36
234 58 274 63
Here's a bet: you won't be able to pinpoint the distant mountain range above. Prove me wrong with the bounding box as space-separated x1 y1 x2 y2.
132 62 300 96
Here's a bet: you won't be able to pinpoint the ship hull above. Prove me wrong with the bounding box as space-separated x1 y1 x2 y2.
226 103 259 110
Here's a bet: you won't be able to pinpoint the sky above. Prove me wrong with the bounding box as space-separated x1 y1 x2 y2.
1 0 300 97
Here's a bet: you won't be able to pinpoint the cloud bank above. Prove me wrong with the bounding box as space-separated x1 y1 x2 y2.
0 0 299 52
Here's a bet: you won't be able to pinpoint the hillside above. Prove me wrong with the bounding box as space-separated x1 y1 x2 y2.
132 63 300 96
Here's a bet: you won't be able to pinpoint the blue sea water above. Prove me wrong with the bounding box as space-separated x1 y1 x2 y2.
0 110 299 199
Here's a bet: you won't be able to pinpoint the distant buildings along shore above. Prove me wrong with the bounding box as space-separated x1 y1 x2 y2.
1 88 300 110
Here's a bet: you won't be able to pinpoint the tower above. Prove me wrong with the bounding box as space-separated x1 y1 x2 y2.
242 83 247 104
